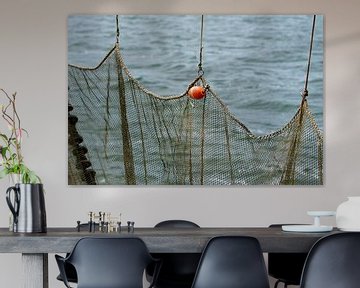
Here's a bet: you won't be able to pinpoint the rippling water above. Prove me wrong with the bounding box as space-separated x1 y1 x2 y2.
68 15 323 135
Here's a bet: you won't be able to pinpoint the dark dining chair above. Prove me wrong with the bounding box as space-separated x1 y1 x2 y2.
56 262 77 284
56 223 99 284
300 232 360 288
147 220 201 288
55 237 160 288
268 224 308 288
191 236 270 288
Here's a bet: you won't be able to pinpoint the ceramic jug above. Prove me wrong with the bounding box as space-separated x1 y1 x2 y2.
6 183 47 233
336 196 360 231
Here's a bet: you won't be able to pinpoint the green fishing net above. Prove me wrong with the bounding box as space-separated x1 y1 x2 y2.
68 42 323 185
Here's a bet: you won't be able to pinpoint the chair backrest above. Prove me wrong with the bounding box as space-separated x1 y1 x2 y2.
150 220 201 287
191 236 270 288
268 224 308 285
66 237 154 288
300 232 360 288
155 219 200 228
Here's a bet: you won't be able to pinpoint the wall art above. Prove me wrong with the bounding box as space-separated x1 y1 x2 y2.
68 15 323 185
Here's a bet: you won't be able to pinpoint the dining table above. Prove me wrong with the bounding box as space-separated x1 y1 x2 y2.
0 226 340 288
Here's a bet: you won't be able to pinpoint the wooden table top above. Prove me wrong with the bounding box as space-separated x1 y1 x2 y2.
0 227 340 254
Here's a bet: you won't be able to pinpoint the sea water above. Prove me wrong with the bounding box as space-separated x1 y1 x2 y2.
68 15 323 136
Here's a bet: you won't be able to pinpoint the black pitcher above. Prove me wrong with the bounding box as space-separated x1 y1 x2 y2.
6 183 47 233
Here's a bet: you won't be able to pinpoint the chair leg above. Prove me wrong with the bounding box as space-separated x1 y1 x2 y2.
274 279 289 288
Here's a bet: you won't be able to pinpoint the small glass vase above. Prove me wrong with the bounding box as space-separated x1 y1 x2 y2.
9 173 22 186
7 174 22 231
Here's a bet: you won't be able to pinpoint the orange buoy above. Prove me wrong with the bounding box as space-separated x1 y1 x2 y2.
188 86 206 100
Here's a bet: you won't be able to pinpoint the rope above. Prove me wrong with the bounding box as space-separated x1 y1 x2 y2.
198 15 204 75
302 15 316 100
116 15 120 43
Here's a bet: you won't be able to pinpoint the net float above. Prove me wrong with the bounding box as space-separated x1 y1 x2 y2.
188 86 206 100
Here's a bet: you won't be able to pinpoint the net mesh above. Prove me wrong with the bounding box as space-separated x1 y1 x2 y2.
68 43 323 185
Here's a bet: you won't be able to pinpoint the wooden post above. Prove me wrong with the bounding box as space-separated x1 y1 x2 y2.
22 253 48 288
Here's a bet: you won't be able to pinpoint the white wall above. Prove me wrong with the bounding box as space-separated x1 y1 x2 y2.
1 0 360 287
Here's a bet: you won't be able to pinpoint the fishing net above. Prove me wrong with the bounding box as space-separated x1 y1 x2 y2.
68 42 323 185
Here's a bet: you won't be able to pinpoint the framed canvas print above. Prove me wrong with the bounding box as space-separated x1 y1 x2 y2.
68 15 323 185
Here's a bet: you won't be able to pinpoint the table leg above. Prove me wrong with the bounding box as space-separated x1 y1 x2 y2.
22 253 48 288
